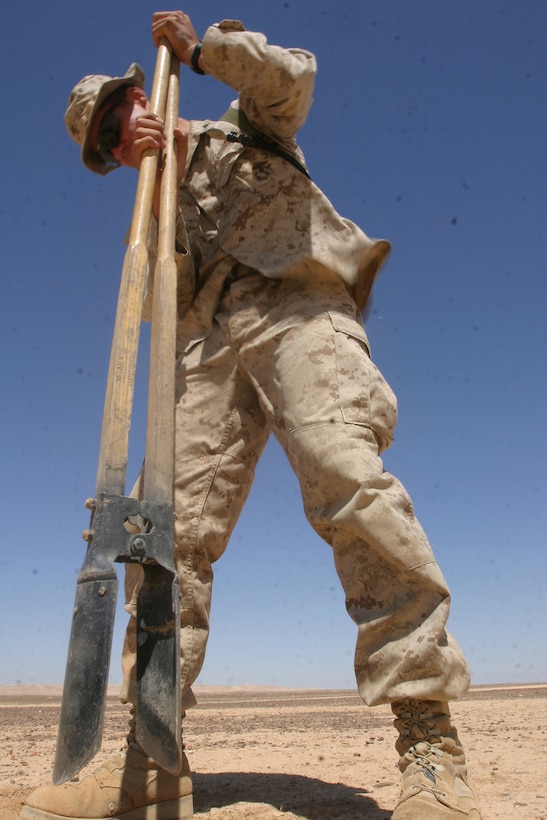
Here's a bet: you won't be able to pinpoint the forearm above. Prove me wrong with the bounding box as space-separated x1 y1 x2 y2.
201 20 316 138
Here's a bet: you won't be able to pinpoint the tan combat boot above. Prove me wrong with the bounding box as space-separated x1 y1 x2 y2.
20 716 193 820
391 698 481 819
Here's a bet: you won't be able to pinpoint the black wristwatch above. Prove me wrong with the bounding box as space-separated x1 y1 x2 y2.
191 42 205 75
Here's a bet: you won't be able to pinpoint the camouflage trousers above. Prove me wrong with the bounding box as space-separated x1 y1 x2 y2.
121 271 470 708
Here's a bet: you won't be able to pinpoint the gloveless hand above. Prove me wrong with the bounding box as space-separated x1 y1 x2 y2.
151 11 201 67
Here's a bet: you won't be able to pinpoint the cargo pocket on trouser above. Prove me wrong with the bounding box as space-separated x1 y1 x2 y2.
328 311 398 452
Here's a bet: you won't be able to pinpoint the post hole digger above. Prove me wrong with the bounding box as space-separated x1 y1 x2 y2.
53 41 186 785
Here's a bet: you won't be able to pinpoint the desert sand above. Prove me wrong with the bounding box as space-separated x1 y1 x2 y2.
1 684 545 819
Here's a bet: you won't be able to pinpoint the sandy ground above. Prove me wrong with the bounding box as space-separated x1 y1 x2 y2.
0 684 545 819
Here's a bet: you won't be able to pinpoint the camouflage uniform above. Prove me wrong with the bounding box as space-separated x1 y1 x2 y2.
122 19 470 710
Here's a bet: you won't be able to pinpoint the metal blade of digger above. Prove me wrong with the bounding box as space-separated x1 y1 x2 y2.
52 493 141 784
52 41 174 785
53 577 117 784
135 51 183 773
136 565 181 772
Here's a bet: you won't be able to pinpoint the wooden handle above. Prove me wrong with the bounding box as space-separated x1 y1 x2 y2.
143 53 180 504
95 41 174 495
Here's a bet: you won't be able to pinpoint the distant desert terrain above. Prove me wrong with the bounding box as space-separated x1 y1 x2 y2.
1 684 545 819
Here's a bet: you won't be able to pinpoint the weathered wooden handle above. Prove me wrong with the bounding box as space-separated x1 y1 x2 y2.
95 40 174 496
144 52 180 504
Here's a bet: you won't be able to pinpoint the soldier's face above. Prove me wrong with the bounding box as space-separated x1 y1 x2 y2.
89 87 149 169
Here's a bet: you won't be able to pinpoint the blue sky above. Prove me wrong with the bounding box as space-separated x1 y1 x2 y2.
1 1 545 690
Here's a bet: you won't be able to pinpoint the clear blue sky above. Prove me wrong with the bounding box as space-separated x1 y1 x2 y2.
1 1 545 690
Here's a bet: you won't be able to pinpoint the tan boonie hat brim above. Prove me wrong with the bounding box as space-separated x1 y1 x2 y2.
64 63 145 175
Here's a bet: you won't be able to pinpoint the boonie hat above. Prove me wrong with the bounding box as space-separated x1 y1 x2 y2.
64 63 145 175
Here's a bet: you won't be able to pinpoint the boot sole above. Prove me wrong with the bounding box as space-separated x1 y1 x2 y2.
20 794 193 820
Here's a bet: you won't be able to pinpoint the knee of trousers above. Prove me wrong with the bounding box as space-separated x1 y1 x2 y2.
286 422 408 523
173 451 257 565
285 422 444 575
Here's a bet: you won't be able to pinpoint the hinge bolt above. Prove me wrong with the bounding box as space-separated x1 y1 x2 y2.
131 537 146 557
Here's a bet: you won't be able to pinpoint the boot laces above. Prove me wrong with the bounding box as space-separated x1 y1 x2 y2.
395 698 443 746
404 741 448 798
